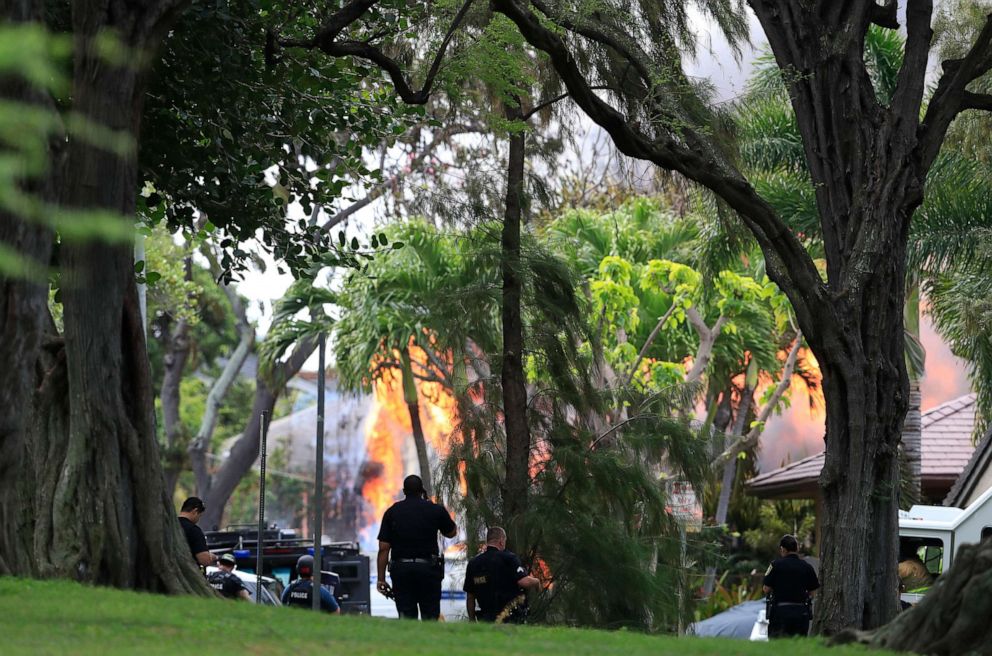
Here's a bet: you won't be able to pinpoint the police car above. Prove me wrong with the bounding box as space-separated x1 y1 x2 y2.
205 566 282 605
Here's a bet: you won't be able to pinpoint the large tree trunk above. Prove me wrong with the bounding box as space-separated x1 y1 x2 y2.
813 257 909 633
0 0 205 592
0 0 60 577
499 102 531 530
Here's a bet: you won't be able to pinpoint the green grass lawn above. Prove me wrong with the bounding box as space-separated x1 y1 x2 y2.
0 577 890 655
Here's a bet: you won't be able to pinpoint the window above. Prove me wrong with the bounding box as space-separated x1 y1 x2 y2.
899 536 945 579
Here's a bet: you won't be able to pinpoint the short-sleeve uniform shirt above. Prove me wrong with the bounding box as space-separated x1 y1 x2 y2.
179 516 208 560
763 554 820 603
377 497 457 559
463 546 528 621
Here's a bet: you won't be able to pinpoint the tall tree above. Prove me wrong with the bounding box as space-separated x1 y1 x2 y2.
484 0 992 631
0 0 207 592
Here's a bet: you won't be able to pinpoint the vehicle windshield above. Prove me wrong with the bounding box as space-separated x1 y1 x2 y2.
898 536 944 591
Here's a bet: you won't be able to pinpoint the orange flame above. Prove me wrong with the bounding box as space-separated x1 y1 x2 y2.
361 345 458 533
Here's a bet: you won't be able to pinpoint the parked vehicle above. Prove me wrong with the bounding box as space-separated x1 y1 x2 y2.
205 524 371 614
898 484 992 605
205 566 281 605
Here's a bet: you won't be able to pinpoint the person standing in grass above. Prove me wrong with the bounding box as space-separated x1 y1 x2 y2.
178 497 217 568
463 527 540 623
763 534 820 638
208 553 250 601
376 475 457 620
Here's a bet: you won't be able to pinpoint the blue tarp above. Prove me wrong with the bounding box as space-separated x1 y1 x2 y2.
690 600 764 639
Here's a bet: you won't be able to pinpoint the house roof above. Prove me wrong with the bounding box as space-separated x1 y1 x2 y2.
748 394 978 499
944 422 992 507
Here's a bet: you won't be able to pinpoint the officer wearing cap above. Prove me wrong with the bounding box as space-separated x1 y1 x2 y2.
376 474 457 620
208 553 250 601
463 527 540 623
762 534 819 638
281 555 341 614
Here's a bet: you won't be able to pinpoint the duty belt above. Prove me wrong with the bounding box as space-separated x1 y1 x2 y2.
775 601 806 607
393 558 435 564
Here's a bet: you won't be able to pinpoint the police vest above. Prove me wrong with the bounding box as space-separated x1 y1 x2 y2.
286 580 314 607
207 571 240 599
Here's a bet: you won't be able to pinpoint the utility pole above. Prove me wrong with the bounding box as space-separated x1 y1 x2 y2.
312 334 326 611
255 410 270 604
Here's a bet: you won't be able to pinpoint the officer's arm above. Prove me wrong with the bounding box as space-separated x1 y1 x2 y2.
762 563 775 595
238 589 251 601
376 541 391 594
321 587 342 614
518 575 540 590
466 592 477 621
195 550 217 567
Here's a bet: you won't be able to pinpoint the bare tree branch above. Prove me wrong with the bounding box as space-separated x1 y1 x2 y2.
624 299 681 387
320 123 485 231
712 331 804 468
684 308 728 384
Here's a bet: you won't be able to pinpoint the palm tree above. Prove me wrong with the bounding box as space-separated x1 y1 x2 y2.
264 219 498 496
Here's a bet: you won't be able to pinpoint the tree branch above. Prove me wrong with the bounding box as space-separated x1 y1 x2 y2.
919 12 992 169
624 299 681 387
684 309 727 384
962 90 992 111
869 0 899 29
521 85 614 121
281 0 475 105
490 0 829 341
890 0 933 127
320 123 484 231
712 331 803 468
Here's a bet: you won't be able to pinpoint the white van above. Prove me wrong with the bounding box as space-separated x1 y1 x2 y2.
898 484 992 604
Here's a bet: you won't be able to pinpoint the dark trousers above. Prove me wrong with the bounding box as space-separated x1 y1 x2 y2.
390 561 442 620
769 604 810 638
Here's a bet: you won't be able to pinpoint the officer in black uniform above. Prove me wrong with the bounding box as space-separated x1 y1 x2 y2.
376 475 457 620
281 555 341 613
178 497 217 568
762 534 820 638
207 553 250 600
463 527 540 623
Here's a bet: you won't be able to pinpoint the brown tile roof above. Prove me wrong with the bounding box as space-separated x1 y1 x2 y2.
747 394 977 498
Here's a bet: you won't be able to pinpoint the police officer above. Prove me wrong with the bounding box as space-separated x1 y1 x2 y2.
463 527 540 623
376 474 457 620
281 555 341 614
762 534 819 638
207 553 250 601
178 497 217 568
